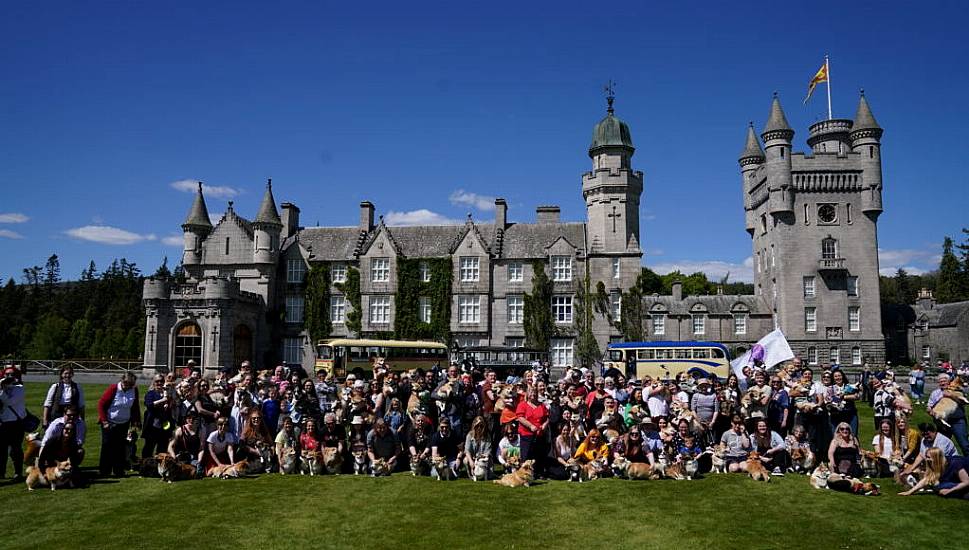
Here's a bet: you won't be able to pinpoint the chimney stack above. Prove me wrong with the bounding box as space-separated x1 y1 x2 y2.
536 205 560 224
672 280 683 301
280 202 300 240
495 198 507 229
360 201 375 232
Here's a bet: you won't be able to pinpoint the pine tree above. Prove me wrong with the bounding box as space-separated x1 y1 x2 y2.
154 256 172 278
936 237 967 303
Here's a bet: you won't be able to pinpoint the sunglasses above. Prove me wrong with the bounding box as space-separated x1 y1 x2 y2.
838 428 851 432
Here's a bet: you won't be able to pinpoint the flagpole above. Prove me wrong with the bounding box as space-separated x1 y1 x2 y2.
825 54 832 120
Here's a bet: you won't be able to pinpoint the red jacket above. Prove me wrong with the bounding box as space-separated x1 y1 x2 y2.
97 382 141 426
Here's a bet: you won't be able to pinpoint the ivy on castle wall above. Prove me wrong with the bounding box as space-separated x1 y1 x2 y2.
335 266 362 335
393 258 452 344
573 274 601 367
523 260 554 350
304 263 332 344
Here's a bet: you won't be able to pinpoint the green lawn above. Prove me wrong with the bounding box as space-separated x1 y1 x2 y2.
2 381 964 550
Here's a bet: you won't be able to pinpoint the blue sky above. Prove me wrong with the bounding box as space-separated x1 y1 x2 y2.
2 1 967 283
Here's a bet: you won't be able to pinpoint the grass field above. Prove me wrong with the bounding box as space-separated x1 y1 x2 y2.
2 381 964 550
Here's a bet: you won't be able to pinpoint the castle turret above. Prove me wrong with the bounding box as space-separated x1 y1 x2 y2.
738 122 765 234
761 94 795 215
253 179 282 264
181 182 212 266
582 92 643 253
850 91 884 215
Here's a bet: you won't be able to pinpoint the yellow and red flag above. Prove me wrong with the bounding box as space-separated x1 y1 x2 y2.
804 62 828 103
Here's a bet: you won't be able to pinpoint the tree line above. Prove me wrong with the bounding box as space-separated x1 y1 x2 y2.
0 255 169 360
880 228 969 306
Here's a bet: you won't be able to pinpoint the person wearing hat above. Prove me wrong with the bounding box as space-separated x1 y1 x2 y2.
142 374 175 459
0 366 27 480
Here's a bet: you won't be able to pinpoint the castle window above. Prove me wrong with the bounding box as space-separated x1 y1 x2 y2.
770 245 775 268
846 204 853 224
806 346 818 365
460 257 480 282
370 296 391 324
286 258 306 283
331 263 347 283
285 295 304 323
851 347 862 365
760 215 767 235
612 293 622 322
651 314 666 335
552 256 572 282
804 204 810 225
869 146 874 159
805 307 817 332
550 338 574 367
419 297 432 323
506 337 525 348
553 295 573 324
830 347 840 365
371 258 390 283
458 295 480 324
508 262 524 282
225 237 230 255
173 323 203 369
692 314 705 335
847 276 859 297
849 306 860 331
283 338 303 366
419 262 431 282
613 258 621 279
507 295 524 324
733 313 747 335
803 276 816 298
780 147 785 159
330 295 346 323
922 345 931 359
821 238 838 259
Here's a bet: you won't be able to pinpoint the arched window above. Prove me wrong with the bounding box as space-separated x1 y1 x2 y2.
821 238 838 259
174 322 203 368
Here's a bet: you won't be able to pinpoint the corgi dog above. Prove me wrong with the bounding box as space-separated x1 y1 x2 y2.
279 447 299 475
504 454 521 474
931 378 968 428
26 460 73 491
410 455 428 477
683 455 700 480
745 451 771 482
740 388 763 417
709 444 728 474
23 432 41 467
207 461 244 479
431 455 455 481
567 458 584 482
156 453 196 482
351 450 369 475
300 450 323 476
371 458 392 477
789 447 816 474
138 455 161 478
602 428 621 444
322 447 343 475
612 456 658 480
582 457 608 481
810 463 832 489
662 460 687 480
471 454 490 481
494 459 534 487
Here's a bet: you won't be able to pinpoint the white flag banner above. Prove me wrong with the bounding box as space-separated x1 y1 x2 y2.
730 328 795 380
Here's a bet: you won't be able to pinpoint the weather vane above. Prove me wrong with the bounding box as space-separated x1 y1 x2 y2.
604 79 616 114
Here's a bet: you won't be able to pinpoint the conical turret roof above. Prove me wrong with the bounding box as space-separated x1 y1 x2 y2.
852 91 881 132
254 179 282 225
182 182 212 228
739 123 765 162
762 94 793 135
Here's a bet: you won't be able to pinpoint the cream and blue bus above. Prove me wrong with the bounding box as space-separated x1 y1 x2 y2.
604 341 731 381
315 338 449 378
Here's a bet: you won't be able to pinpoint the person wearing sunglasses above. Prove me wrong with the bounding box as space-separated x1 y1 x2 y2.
828 421 863 477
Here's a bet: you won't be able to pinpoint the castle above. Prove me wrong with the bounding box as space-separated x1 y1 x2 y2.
142 92 886 373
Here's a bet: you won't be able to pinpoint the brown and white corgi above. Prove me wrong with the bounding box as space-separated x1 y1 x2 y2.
745 451 771 482
322 447 343 475
494 459 534 487
26 460 73 491
156 453 196 482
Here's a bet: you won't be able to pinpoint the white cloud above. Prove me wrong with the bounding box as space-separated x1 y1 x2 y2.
384 209 463 226
65 225 157 245
0 229 24 239
170 179 241 199
449 189 496 212
161 235 184 247
0 213 28 223
878 247 938 275
648 256 755 283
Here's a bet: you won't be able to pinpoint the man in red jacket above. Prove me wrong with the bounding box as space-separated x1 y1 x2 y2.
97 372 141 477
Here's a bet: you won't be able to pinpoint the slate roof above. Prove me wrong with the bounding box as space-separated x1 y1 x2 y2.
851 93 882 133
739 123 765 161
254 182 282 225
762 94 793 135
915 300 969 328
643 294 770 315
297 227 363 261
183 183 212 228
501 222 586 258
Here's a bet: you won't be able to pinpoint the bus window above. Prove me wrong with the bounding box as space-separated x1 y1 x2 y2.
317 345 334 360
675 349 690 359
693 349 710 359
350 346 365 360
609 350 624 361
711 348 725 358
661 349 675 360
637 349 655 360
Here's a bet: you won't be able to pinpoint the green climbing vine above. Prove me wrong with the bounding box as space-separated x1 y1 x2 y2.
304 263 332 344
394 258 452 344
335 266 362 335
523 260 554 350
573 274 601 367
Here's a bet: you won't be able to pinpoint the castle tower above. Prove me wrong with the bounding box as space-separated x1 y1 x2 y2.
253 179 282 265
742 92 886 365
181 182 212 268
739 122 765 235
581 92 643 255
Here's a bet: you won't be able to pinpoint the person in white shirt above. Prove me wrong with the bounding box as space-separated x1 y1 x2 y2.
0 366 28 480
96 372 141 477
43 365 85 427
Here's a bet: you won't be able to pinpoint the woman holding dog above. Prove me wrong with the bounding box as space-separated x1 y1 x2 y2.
463 416 491 475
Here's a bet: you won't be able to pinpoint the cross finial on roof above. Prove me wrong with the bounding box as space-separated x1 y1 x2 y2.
604 79 616 114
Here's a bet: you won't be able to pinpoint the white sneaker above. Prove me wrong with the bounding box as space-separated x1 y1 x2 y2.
772 467 784 476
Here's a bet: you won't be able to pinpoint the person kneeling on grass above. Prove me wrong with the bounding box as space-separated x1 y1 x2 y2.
899 447 969 499
205 418 237 473
752 418 788 476
169 409 204 476
367 418 401 473
430 417 462 479
720 414 751 473
38 421 84 486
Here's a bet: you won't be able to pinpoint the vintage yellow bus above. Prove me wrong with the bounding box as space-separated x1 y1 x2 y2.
604 341 731 380
315 338 449 378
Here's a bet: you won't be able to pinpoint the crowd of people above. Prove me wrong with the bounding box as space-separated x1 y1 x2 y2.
0 356 967 500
